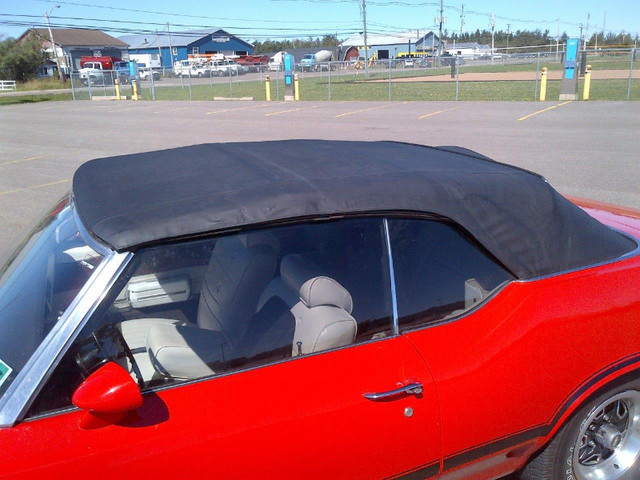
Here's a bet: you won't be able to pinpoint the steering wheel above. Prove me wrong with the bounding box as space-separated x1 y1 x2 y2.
74 323 144 389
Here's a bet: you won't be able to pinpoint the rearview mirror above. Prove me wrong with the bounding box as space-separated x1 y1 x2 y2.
72 362 143 428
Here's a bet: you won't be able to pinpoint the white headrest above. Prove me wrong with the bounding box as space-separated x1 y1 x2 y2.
299 276 353 314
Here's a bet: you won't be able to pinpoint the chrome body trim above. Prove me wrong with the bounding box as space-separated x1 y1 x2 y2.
70 193 111 256
519 228 640 284
383 218 400 335
0 250 132 427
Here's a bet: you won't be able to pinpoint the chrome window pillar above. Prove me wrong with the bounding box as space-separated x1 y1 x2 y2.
0 250 132 427
383 218 399 335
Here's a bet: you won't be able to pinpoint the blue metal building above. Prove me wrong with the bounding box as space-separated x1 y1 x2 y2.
119 29 253 69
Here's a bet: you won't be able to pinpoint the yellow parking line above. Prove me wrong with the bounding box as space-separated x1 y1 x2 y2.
418 107 458 119
0 155 44 167
0 179 70 196
206 104 270 115
517 101 572 121
265 105 317 117
335 104 389 118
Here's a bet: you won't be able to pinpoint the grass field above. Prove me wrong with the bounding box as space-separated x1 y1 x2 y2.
0 93 73 105
137 76 639 102
15 78 71 91
2 55 637 105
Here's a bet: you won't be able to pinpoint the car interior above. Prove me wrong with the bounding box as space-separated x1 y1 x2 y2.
106 219 393 387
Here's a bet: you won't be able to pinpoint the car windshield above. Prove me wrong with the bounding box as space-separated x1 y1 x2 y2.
0 197 105 399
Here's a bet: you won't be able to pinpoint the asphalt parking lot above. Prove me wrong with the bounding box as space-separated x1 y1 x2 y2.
1 99 639 256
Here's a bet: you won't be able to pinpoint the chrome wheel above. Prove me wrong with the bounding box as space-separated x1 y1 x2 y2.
573 390 640 479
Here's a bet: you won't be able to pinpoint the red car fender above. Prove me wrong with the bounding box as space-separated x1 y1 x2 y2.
544 356 640 441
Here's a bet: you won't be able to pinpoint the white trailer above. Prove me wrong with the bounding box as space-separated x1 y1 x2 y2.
129 53 162 69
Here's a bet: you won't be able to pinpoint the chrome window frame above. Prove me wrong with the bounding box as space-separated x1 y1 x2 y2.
383 218 400 335
0 204 132 428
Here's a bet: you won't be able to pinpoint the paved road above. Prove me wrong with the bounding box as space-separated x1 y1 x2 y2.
0 99 638 479
1 99 638 254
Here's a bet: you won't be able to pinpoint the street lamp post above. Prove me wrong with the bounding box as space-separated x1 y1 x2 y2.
45 5 64 81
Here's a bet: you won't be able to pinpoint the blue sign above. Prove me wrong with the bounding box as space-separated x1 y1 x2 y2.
564 38 579 79
284 54 294 86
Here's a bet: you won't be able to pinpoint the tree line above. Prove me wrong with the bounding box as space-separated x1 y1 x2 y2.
445 28 639 49
252 34 339 54
253 29 639 54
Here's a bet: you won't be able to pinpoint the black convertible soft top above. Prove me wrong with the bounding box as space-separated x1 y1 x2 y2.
73 140 635 279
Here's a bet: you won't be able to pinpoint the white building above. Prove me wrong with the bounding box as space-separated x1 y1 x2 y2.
444 42 492 58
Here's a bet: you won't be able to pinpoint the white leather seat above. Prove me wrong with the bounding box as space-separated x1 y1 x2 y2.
197 232 279 345
291 276 357 356
119 231 278 383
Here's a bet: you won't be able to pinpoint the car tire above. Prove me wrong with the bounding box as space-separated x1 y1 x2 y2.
520 380 640 480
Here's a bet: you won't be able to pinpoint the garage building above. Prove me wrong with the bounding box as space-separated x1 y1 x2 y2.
340 31 440 61
119 29 254 69
20 28 129 75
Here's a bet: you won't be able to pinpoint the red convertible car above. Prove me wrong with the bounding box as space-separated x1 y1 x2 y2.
0 141 639 480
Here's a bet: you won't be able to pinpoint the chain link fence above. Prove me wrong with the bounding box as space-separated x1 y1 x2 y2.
67 48 638 103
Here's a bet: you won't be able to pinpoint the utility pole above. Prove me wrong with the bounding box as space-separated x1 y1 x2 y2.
438 0 444 58
585 12 590 49
579 23 584 48
490 13 495 64
506 23 511 53
556 18 560 62
360 0 369 79
167 23 175 69
155 30 163 69
602 11 607 47
45 5 64 81
460 4 464 37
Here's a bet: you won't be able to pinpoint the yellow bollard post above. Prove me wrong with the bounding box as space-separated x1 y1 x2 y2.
132 79 139 101
583 64 592 100
114 78 121 100
265 74 271 101
294 73 300 101
539 67 548 101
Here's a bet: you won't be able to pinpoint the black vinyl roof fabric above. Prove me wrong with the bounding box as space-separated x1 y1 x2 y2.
72 140 636 279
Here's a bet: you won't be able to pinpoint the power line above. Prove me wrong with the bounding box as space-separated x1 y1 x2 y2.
34 0 359 25
0 13 361 33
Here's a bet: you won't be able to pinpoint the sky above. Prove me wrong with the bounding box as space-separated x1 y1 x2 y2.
1 0 638 43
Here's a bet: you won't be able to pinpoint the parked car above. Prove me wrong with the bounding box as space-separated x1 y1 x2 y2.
1 141 640 480
210 59 240 76
137 64 161 81
440 53 465 67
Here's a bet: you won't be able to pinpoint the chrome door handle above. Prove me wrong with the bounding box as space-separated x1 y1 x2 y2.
362 382 423 400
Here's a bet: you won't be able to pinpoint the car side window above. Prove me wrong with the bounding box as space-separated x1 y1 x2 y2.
388 218 515 330
28 218 393 416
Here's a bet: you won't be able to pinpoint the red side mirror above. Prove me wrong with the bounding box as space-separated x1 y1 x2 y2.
72 362 143 428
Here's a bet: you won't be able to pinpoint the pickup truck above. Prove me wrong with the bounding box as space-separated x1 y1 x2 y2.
137 63 161 81
79 62 115 85
209 60 240 76
173 61 208 78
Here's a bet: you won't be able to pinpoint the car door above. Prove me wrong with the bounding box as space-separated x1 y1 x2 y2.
2 217 442 480
387 217 534 479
